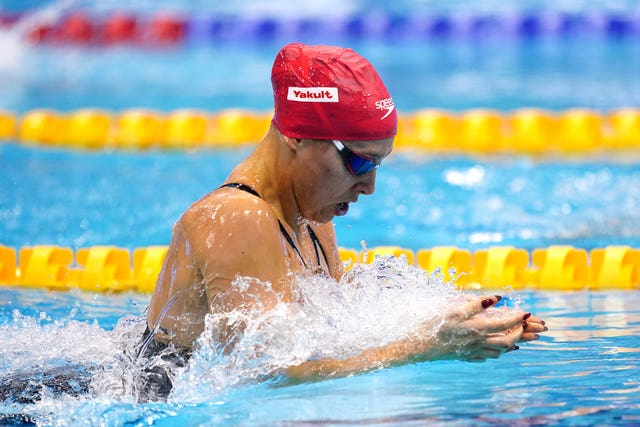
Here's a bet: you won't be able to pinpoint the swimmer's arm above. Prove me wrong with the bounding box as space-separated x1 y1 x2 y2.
147 221 199 320
146 220 207 347
286 296 547 381
286 336 429 380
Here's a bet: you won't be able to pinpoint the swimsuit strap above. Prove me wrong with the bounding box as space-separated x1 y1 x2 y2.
219 182 261 198
306 224 328 269
219 182 310 268
278 221 307 269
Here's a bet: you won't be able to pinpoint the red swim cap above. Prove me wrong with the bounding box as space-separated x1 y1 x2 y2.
271 42 397 141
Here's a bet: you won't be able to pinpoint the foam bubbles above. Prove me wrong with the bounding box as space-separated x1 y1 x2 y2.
170 255 468 402
0 309 145 424
0 256 522 422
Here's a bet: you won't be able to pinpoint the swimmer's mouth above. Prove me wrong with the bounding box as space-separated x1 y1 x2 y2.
336 202 349 216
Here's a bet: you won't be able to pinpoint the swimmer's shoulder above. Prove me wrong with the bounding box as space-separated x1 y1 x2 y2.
178 186 279 234
177 187 290 281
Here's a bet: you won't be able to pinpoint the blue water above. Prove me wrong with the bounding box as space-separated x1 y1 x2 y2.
1 38 639 114
1 0 640 425
0 286 638 426
2 143 640 251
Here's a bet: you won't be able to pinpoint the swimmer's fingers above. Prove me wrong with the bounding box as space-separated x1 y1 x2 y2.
520 332 540 342
461 327 523 361
526 315 545 325
520 315 548 342
523 315 548 333
449 295 503 322
485 325 523 348
463 310 527 335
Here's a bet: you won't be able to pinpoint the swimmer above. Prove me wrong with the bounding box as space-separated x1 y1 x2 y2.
141 42 547 398
0 43 547 407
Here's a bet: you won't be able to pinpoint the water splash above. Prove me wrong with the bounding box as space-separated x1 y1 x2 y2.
0 309 145 424
0 256 522 424
171 255 470 403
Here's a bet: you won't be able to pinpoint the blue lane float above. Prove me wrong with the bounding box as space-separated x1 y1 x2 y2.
185 12 640 41
3 10 639 45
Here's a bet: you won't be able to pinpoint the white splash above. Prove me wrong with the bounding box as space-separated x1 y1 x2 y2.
0 256 521 423
170 255 466 403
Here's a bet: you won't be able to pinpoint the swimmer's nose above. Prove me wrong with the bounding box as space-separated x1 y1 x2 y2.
353 169 376 195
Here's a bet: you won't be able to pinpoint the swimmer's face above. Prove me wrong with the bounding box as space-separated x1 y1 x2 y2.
292 137 394 223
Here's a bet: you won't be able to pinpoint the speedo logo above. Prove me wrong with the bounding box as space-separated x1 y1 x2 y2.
375 97 395 120
287 87 339 102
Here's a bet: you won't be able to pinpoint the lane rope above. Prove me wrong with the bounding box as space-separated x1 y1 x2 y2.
1 108 639 154
1 244 638 292
2 10 639 45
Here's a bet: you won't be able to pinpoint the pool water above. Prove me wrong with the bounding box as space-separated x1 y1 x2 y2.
2 36 640 114
0 282 638 425
1 0 640 425
3 143 640 251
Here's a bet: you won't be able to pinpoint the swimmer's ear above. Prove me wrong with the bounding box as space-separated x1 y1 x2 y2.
283 136 302 151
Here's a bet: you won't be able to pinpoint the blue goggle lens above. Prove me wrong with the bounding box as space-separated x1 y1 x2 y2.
332 140 379 176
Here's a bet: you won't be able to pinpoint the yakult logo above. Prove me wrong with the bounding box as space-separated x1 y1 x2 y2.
287 87 339 102
375 97 395 120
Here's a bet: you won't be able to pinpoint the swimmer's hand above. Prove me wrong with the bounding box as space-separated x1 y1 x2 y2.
285 295 548 380
419 295 547 362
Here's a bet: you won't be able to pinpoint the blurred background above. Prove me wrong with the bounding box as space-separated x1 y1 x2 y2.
0 1 639 113
1 0 639 251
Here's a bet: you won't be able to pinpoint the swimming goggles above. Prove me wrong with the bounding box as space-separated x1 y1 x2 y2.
331 140 379 176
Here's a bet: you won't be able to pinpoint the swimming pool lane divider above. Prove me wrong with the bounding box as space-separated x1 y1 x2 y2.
1 108 640 154
2 10 640 45
0 244 639 293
